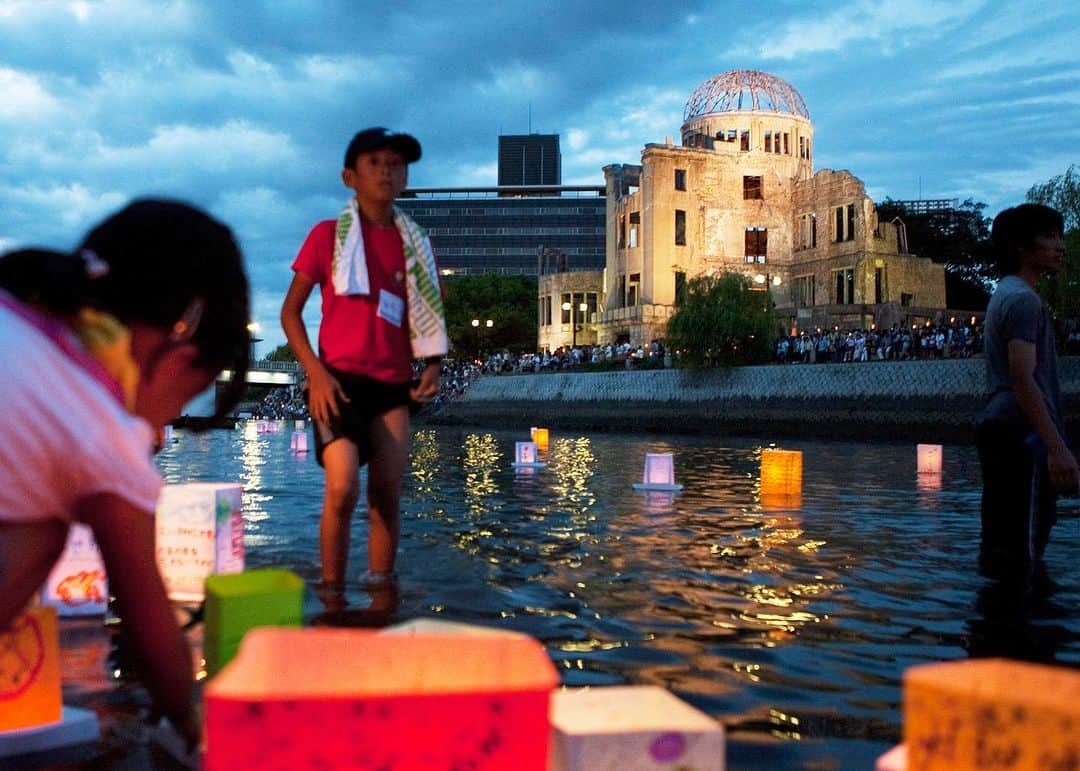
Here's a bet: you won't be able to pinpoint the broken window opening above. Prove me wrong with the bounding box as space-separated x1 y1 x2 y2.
674 209 686 246
743 176 763 200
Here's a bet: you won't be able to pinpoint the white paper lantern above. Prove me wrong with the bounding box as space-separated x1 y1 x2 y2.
512 441 546 469
155 483 245 602
633 453 683 491
40 525 107 616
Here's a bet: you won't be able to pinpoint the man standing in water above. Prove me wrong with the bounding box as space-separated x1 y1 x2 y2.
978 203 1075 579
281 128 448 609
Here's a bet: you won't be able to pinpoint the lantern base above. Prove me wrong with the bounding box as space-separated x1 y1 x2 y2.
511 461 547 469
874 743 906 771
0 706 99 758
632 483 683 491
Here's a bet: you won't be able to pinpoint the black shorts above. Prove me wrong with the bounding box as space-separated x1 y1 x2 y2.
306 366 412 468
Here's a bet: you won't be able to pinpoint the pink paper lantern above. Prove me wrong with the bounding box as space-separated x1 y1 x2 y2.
205 629 559 771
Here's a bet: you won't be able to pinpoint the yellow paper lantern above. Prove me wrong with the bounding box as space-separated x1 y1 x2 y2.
0 606 62 731
531 427 550 451
761 449 802 508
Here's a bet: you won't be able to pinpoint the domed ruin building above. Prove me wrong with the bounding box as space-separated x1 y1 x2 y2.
588 69 946 346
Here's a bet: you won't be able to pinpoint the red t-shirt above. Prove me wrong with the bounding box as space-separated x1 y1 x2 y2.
291 219 413 383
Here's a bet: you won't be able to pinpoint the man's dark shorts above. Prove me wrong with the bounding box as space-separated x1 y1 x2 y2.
305 365 412 468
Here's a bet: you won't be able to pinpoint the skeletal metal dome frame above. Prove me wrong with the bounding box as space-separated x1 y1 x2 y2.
683 70 810 122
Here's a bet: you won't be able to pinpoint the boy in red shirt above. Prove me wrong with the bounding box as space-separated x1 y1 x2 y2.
281 128 448 608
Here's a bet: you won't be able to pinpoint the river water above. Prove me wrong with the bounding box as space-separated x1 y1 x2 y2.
55 423 1080 769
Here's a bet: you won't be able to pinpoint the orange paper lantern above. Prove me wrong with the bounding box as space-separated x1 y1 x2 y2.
205 629 558 771
761 449 802 509
0 606 62 731
916 444 942 475
530 427 550 451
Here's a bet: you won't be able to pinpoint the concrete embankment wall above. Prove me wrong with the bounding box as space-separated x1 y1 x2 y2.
429 358 1080 444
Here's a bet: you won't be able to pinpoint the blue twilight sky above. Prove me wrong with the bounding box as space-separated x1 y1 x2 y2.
1 0 1078 354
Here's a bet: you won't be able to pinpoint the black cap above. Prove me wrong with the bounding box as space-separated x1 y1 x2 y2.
344 127 422 168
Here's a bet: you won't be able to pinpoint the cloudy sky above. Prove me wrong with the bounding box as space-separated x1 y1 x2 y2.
2 0 1078 354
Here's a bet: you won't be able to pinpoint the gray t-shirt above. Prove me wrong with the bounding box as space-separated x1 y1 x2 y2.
981 275 1064 437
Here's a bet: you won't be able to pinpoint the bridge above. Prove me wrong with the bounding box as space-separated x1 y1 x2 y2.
219 359 303 386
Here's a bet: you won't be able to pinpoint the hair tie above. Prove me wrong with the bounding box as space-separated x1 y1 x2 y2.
80 249 109 279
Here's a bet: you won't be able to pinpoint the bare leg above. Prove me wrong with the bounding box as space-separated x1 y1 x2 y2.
366 405 411 575
319 438 360 585
0 520 69 625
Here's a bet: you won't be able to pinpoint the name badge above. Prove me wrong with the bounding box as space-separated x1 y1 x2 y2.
377 289 405 327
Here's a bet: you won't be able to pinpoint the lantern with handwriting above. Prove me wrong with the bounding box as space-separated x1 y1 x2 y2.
512 440 546 469
632 453 683 491
205 629 559 771
156 483 245 602
530 427 550 451
917 444 942 475
760 448 802 509
40 525 107 616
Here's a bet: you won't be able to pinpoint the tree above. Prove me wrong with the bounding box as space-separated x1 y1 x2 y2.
264 343 297 362
665 272 777 367
1026 165 1080 321
876 198 994 310
442 274 538 357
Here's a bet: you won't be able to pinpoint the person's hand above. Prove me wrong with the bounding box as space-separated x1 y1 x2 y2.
1046 443 1080 495
306 364 348 424
409 362 440 404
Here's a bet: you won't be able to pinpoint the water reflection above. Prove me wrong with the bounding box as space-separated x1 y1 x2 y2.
92 427 1080 768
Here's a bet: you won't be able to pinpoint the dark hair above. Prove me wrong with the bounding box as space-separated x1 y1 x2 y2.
0 199 250 421
991 203 1064 275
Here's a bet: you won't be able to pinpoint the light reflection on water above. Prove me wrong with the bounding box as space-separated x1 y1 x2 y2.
151 424 1080 769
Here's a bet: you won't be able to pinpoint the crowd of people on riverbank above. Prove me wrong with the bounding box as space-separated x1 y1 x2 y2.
774 321 984 364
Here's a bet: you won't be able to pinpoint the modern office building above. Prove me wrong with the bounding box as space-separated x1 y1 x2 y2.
396 184 605 276
498 134 561 187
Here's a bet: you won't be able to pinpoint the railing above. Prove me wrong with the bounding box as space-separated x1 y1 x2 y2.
249 360 302 372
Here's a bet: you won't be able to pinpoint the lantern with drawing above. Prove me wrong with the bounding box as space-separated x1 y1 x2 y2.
512 440 546 469
155 483 245 602
40 525 107 616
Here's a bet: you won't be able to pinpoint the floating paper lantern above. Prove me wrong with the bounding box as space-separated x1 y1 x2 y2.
155 483 245 602
916 444 942 475
204 629 559 771
550 686 725 771
40 525 107 616
903 658 1080 771
760 448 802 509
0 606 61 731
163 424 175 443
632 453 683 491
290 430 308 453
531 427 550 451
294 419 306 431
512 440 546 469
203 569 304 678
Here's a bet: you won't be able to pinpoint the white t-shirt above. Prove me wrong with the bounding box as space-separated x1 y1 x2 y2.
0 300 161 523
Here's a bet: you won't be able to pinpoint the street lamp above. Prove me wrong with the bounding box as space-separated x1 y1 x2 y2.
561 301 589 350
471 318 493 359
